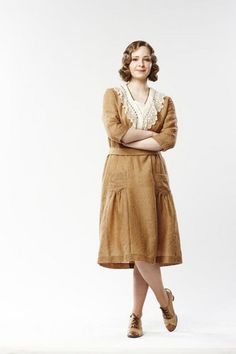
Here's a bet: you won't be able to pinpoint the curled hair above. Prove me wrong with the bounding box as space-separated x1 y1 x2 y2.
118 40 159 82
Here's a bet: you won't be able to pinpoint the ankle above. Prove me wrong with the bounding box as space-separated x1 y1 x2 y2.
159 291 169 308
131 311 142 318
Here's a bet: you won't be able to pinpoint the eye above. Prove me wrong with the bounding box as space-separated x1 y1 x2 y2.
131 58 151 61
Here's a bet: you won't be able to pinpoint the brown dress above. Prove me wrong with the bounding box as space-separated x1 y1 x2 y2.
97 82 183 269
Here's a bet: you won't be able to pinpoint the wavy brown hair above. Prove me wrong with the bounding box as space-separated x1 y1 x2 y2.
118 40 159 82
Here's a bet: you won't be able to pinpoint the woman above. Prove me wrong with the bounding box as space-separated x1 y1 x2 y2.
97 40 183 338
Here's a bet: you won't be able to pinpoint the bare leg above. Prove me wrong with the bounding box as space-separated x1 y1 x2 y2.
131 264 149 317
134 261 169 308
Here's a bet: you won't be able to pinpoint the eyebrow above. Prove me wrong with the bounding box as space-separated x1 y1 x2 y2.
131 55 151 58
132 55 151 57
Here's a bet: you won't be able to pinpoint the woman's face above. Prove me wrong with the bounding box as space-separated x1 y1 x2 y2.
128 46 152 81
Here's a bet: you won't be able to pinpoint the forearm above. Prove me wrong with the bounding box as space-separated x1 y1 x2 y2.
121 126 155 143
122 136 162 152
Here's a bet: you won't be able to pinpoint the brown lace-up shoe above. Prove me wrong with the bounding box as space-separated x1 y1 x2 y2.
127 313 143 338
160 288 178 332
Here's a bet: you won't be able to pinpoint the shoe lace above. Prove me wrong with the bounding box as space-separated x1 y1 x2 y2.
160 307 172 319
130 314 140 328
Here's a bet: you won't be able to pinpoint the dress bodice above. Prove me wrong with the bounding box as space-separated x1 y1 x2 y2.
113 82 166 130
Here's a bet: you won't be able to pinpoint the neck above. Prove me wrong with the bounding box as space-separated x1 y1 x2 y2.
127 78 149 92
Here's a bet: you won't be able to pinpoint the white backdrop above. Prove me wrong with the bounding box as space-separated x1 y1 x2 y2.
0 0 235 353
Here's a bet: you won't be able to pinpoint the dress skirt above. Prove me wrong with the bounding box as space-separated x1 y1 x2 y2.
97 149 183 269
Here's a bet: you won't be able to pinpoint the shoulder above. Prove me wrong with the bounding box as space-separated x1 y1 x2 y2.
102 87 117 101
102 88 121 110
152 88 167 113
153 89 175 109
152 88 171 101
102 87 125 107
103 87 115 95
163 95 176 111
104 84 127 96
103 87 121 98
106 86 124 97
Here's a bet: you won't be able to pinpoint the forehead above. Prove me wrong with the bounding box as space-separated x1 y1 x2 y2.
131 46 151 57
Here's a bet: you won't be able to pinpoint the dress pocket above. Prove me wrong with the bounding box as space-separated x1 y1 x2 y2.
108 171 128 192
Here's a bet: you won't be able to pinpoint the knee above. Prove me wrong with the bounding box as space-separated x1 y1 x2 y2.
133 262 145 276
135 260 145 266
134 261 146 272
135 260 147 268
135 260 161 271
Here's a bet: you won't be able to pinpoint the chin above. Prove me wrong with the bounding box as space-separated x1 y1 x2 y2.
134 75 148 80
133 72 146 76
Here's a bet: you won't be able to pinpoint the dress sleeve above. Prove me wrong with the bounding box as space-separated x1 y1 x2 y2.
151 96 178 151
102 88 131 143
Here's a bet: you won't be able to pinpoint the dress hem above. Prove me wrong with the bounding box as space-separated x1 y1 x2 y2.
97 254 183 269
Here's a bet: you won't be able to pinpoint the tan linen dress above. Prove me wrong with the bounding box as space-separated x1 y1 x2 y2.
97 82 183 269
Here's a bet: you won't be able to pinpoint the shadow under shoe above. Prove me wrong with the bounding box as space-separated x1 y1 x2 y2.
127 313 143 338
160 288 178 332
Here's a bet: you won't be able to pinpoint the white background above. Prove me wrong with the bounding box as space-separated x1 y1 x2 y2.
0 0 235 353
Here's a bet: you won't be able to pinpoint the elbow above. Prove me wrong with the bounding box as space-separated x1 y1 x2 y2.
105 128 123 144
105 124 129 144
107 131 126 144
168 138 177 149
108 134 122 144
162 138 177 151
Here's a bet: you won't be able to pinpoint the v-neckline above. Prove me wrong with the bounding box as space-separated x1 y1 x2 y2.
124 83 151 105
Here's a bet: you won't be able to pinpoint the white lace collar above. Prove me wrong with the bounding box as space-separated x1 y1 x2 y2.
113 82 166 130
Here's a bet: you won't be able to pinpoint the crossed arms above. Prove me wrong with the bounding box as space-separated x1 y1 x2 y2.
102 88 178 152
120 126 162 152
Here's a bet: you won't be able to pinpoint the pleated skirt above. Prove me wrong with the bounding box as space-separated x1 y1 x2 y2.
97 150 183 269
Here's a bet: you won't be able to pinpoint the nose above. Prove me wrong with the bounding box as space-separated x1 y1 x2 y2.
138 61 145 67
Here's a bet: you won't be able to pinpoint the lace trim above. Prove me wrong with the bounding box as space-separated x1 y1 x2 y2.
113 84 166 130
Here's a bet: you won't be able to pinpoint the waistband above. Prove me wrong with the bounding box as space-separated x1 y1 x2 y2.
108 147 160 156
